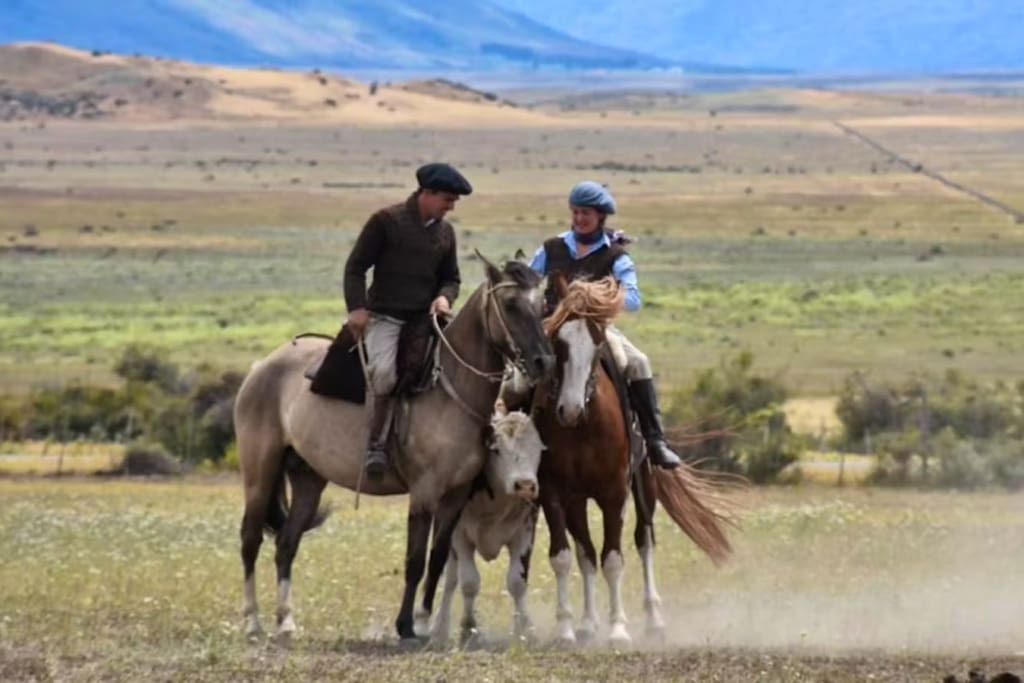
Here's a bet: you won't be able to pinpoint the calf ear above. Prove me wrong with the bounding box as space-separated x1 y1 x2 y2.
514 248 527 262
493 398 508 418
476 248 503 285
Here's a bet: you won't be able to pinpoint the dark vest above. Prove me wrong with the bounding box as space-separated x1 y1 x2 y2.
542 236 626 309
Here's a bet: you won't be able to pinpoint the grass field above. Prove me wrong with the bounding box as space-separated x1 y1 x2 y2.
0 477 1021 681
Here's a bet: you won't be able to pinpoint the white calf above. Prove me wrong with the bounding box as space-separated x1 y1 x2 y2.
429 401 544 646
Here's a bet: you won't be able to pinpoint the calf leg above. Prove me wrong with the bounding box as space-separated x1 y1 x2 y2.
456 536 482 645
430 549 459 647
416 484 471 636
507 507 538 640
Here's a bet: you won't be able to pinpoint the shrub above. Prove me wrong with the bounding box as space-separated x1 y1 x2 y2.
119 442 182 476
666 351 798 483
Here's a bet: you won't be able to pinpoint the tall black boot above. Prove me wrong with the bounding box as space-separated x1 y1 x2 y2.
364 395 393 481
628 378 682 470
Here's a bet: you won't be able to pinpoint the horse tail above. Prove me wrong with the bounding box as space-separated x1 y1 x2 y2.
263 447 332 536
652 464 740 566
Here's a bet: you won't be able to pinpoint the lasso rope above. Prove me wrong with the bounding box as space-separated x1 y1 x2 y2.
544 276 624 334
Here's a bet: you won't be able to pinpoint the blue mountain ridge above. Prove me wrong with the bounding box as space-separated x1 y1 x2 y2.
0 0 666 70
493 0 1024 73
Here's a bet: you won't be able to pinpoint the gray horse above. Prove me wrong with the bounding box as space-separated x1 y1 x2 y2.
234 255 554 641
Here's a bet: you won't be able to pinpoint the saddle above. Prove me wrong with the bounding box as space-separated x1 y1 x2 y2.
597 346 645 475
304 313 443 403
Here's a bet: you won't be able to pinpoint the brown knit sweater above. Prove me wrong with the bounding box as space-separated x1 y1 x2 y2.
343 194 461 318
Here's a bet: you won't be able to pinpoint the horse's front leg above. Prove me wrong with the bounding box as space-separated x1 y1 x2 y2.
541 493 576 644
600 494 632 647
566 498 600 643
396 507 433 640
415 484 471 636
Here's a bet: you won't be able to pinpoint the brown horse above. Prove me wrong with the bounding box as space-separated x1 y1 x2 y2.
534 276 733 645
233 255 554 642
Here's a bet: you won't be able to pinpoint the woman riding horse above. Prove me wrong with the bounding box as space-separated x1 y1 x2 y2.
525 181 681 470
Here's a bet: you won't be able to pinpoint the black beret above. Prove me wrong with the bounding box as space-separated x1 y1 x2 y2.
416 163 473 196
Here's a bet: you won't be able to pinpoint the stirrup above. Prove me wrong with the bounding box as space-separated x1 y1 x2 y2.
364 447 390 480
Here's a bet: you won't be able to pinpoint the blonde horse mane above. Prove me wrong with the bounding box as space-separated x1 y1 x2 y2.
544 276 624 335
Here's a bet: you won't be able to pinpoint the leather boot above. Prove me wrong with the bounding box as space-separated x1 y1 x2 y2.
628 378 682 470
364 395 393 481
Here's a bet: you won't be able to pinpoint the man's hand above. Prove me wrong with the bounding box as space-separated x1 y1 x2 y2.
430 295 451 317
347 307 370 338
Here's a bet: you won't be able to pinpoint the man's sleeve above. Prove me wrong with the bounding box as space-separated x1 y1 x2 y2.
436 225 461 305
612 254 642 312
343 212 386 312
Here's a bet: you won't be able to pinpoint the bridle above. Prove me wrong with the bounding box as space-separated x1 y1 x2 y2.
431 280 535 422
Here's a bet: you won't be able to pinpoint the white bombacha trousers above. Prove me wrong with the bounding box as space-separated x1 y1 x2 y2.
363 313 404 396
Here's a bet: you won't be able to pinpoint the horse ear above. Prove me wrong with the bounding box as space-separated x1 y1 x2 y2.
552 270 569 299
475 248 502 285
513 248 527 262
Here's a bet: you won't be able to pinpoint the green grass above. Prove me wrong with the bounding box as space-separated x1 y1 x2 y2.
0 478 1021 680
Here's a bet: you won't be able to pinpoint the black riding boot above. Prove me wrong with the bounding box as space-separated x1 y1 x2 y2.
628 378 682 470
364 395 393 481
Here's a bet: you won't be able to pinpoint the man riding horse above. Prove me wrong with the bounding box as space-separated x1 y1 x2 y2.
526 181 682 470
343 162 473 480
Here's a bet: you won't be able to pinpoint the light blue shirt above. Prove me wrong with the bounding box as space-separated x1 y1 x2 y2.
529 230 641 312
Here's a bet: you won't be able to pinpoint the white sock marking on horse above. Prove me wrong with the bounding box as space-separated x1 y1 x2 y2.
602 550 631 645
276 578 296 634
243 573 262 637
638 526 665 634
576 543 599 639
550 548 575 642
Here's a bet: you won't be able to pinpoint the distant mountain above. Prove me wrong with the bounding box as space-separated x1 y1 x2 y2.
494 0 1024 73
0 0 666 70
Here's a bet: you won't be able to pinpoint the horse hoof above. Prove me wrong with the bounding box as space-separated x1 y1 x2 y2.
609 625 633 649
460 628 484 650
272 629 295 649
413 609 431 637
397 634 428 651
575 627 596 645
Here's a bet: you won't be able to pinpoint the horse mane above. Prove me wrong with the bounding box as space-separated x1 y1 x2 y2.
502 260 542 289
544 276 624 335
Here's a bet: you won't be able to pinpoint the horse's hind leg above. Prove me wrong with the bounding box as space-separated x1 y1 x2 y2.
241 496 267 640
633 465 665 640
565 498 600 643
599 493 632 647
274 450 327 641
240 445 286 641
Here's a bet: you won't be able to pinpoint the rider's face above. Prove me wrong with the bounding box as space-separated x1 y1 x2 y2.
571 205 603 235
419 190 459 221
